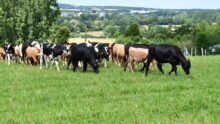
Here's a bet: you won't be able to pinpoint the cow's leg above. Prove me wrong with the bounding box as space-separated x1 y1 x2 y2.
45 56 49 69
78 61 82 68
40 55 43 70
54 59 60 72
140 62 145 72
145 57 153 76
124 60 129 71
157 63 164 74
67 57 71 70
73 61 78 72
50 59 55 69
169 64 177 75
83 61 88 72
104 59 107 68
7 54 11 65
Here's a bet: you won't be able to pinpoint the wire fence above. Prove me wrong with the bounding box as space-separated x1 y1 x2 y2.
183 47 220 56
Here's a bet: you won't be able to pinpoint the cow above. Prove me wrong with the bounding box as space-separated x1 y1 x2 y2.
109 43 126 66
124 47 149 72
68 43 99 73
20 41 41 63
40 43 68 71
124 44 150 71
145 44 191 75
26 47 41 65
0 47 6 60
61 43 72 67
4 43 15 65
14 46 22 62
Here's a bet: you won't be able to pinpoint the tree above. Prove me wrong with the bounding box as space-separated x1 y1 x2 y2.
55 26 70 43
0 0 60 44
125 23 140 37
104 25 119 38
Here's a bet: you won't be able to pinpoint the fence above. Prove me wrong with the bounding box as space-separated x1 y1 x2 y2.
183 47 220 56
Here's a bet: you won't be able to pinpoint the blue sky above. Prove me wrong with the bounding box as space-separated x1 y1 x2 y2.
58 0 220 9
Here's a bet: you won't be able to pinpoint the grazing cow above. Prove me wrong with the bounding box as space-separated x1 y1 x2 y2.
26 47 41 65
124 47 149 72
0 47 6 60
40 43 67 71
145 44 191 75
109 43 125 66
4 43 15 65
69 43 99 73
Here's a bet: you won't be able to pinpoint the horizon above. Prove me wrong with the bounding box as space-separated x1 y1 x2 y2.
57 0 220 9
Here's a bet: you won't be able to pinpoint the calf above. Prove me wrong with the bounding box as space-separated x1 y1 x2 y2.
26 47 41 65
69 43 99 73
4 43 15 65
0 47 6 60
145 44 191 75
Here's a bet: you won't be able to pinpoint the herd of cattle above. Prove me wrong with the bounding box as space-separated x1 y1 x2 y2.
0 41 191 75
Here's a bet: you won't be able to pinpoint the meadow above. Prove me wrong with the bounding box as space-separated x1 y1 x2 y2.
0 56 220 123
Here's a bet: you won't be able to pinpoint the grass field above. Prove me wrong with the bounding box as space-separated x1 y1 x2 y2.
0 56 220 123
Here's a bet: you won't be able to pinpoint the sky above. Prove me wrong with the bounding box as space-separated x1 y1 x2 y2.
57 0 220 9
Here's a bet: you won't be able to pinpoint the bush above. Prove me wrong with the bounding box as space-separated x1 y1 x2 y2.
55 26 71 43
125 23 140 37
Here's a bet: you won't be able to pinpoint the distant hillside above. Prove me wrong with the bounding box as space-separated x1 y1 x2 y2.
58 3 76 9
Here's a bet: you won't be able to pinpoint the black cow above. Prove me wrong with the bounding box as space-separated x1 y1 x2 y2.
4 43 15 65
124 44 150 71
145 44 191 75
40 43 67 71
69 43 99 73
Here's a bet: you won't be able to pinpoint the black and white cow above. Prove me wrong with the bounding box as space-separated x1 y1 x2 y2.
4 43 15 65
40 43 68 71
85 41 110 67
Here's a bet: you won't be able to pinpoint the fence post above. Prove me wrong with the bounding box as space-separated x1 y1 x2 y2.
195 48 197 56
201 48 204 56
191 48 193 56
205 49 207 56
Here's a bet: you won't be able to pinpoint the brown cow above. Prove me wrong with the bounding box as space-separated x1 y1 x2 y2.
124 47 156 72
109 43 126 66
25 47 41 65
14 46 22 62
0 47 6 60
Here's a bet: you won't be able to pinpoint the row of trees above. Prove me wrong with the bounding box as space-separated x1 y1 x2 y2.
115 21 220 50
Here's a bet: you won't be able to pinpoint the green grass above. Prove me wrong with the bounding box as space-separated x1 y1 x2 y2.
0 56 220 124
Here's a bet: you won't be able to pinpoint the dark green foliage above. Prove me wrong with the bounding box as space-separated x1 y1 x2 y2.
125 24 140 37
0 0 60 44
55 26 71 44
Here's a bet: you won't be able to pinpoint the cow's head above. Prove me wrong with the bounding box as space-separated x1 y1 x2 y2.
182 59 191 75
94 44 110 61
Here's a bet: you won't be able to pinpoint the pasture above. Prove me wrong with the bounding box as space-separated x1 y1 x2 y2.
0 56 220 123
